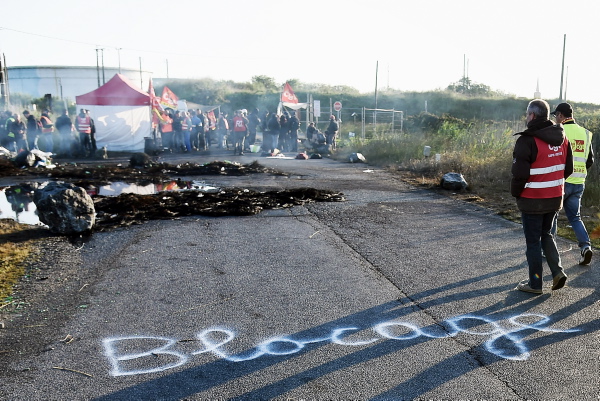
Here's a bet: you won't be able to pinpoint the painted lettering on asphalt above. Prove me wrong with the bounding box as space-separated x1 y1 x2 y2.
102 313 579 377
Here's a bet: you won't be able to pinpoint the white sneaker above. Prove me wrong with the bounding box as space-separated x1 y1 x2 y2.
579 246 593 266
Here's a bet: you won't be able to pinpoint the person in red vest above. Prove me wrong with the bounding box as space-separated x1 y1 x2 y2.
75 108 93 157
511 99 573 294
231 110 248 155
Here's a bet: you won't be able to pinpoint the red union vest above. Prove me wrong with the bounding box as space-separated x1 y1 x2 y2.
520 137 568 199
233 116 246 132
77 115 91 134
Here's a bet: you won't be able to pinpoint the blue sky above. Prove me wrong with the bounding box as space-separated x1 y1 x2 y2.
1 0 599 104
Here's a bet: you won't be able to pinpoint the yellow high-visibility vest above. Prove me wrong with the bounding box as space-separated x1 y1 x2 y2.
564 123 592 185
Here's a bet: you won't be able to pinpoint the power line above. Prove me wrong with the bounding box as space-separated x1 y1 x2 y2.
0 26 260 60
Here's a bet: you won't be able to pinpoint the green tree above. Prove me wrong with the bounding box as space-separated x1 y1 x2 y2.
251 75 278 93
447 77 493 97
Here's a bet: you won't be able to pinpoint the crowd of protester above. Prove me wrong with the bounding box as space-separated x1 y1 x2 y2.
0 105 339 158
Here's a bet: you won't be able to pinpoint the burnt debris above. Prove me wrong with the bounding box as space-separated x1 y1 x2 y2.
93 187 345 231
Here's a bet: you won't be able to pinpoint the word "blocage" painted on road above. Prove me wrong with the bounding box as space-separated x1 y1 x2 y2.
102 313 578 376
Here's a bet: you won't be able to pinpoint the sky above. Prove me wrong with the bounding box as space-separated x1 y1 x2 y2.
1 0 600 104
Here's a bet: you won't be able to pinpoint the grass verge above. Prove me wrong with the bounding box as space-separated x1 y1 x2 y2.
0 219 40 305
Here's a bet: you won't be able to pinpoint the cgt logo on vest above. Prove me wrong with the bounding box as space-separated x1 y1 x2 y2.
572 139 585 152
547 143 564 158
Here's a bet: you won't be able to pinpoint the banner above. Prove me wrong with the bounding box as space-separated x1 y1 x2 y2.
160 86 179 110
148 79 163 126
313 100 321 118
281 82 298 104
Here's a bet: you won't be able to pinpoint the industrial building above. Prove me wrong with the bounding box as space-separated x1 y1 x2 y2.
6 66 153 102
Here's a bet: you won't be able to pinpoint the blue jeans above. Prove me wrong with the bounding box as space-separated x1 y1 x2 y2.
552 182 590 249
183 131 192 151
521 211 564 290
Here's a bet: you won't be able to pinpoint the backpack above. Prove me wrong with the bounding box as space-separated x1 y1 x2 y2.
36 119 43 132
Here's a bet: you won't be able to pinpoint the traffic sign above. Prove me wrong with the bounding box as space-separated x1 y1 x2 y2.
333 101 342 112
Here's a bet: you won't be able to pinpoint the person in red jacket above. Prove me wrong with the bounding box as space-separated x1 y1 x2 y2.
231 110 248 155
511 99 573 294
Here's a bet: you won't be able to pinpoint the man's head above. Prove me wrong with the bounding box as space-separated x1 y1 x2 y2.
526 99 550 124
23 110 30 117
550 102 573 123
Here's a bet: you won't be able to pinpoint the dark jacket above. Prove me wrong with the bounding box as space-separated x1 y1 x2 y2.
55 114 73 134
247 112 261 132
267 114 280 132
511 118 573 214
25 115 39 135
326 119 339 134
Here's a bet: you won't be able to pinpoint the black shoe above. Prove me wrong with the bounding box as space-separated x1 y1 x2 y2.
579 246 593 265
552 271 567 290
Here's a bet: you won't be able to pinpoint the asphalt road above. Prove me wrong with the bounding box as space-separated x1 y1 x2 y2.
1 150 599 400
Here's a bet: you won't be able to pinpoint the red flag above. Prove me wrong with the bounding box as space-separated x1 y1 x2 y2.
160 86 179 110
281 82 298 103
148 79 163 126
148 78 156 98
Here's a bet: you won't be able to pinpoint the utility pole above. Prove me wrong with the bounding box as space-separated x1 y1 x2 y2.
374 60 379 132
559 34 566 102
139 57 143 88
101 48 105 84
96 48 100 87
117 48 122 73
564 66 569 101
374 60 378 109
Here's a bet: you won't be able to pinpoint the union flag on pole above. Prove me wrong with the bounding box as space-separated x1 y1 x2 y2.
160 86 179 110
281 82 298 104
148 78 164 125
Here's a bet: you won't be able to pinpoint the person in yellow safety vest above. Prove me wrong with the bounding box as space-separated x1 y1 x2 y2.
6 113 27 153
75 108 93 157
511 99 573 294
39 110 54 153
3 112 16 151
551 102 595 265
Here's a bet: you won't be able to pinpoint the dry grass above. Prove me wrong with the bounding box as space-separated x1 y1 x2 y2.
0 219 44 303
394 154 600 248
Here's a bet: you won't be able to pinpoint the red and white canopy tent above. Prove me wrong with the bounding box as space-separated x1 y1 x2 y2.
76 74 152 152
